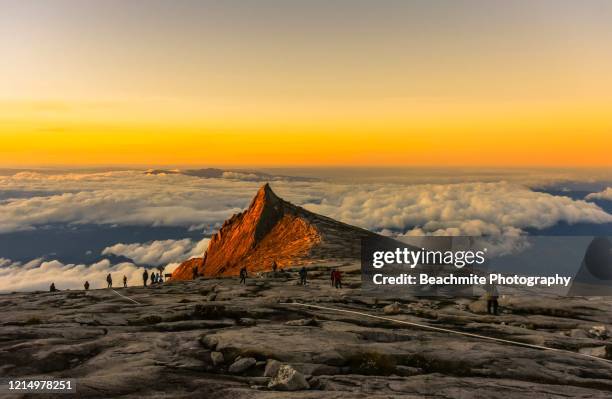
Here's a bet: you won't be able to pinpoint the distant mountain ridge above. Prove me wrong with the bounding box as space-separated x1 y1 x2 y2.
145 168 318 182
171 184 378 279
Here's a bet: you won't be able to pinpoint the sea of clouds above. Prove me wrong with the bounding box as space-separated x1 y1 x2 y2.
0 169 610 292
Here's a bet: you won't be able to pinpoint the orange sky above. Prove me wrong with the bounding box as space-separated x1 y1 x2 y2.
1 1 611 167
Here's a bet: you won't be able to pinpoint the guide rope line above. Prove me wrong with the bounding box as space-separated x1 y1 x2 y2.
280 302 612 365
111 289 142 305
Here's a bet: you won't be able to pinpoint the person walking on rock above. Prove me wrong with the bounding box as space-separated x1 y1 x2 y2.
334 270 342 289
84 281 90 291
123 275 127 288
239 266 248 285
485 283 499 315
192 266 198 280
299 266 307 286
143 269 149 287
106 273 113 288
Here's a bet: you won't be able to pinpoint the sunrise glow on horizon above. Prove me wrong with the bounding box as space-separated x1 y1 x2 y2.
2 0 612 167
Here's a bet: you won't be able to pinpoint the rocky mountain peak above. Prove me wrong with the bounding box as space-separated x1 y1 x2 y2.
253 182 279 204
172 184 377 279
248 183 286 243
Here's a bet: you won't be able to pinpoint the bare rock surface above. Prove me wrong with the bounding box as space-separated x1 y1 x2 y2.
2 268 612 398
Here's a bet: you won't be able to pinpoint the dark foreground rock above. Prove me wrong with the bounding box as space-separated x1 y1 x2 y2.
1 264 612 398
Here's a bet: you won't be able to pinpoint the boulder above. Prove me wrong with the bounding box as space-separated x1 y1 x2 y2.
579 346 608 359
211 351 224 366
229 357 256 374
264 359 281 377
589 325 609 339
268 364 310 391
383 302 401 315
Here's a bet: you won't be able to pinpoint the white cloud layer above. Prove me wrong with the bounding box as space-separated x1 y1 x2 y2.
0 236 209 292
586 187 612 201
0 170 256 233
102 237 209 266
0 257 146 292
1 170 611 237
303 182 612 236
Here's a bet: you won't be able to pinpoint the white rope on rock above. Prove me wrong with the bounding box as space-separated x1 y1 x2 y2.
280 301 612 365
111 289 142 305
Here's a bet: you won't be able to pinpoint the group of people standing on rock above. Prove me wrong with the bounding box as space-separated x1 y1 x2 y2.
180 257 347 290
49 269 164 292
49 262 344 292
232 261 342 289
104 273 128 289
142 269 164 287
50 275 128 292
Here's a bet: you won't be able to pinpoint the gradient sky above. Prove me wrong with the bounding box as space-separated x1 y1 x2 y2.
1 0 611 167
